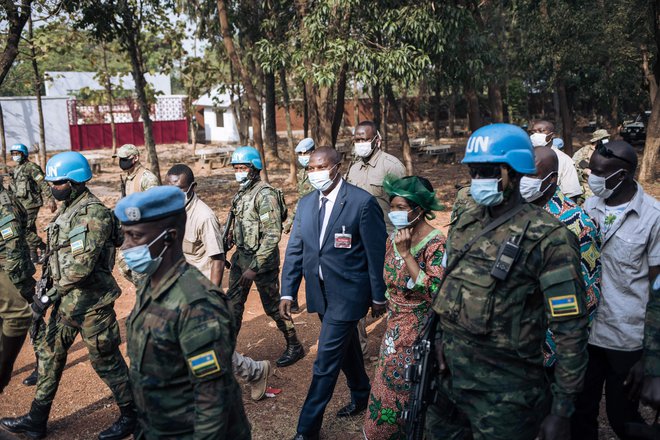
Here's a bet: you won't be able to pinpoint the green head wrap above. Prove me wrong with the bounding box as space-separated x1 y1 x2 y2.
383 174 444 220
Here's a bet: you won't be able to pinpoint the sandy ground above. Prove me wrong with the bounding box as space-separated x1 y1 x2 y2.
0 137 658 440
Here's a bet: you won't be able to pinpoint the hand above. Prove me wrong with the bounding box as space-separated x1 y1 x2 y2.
282 220 292 235
279 299 293 321
624 360 645 401
641 376 660 409
239 268 257 289
434 339 447 374
371 301 386 318
30 294 50 321
536 414 570 440
394 228 412 257
48 198 57 213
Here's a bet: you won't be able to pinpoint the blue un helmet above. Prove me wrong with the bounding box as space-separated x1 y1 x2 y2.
45 151 93 183
295 138 315 154
10 144 29 157
462 123 536 174
231 146 263 170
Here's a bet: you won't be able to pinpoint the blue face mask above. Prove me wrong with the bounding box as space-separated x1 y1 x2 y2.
121 230 169 275
388 209 422 229
470 178 503 206
298 155 310 167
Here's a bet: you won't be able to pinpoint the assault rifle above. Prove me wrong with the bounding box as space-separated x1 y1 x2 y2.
402 313 439 440
120 175 126 198
221 210 235 270
29 255 52 340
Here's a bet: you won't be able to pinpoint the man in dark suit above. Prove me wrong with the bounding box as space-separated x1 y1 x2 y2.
279 147 387 440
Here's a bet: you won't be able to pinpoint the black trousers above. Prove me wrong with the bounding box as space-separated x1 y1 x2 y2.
571 344 644 440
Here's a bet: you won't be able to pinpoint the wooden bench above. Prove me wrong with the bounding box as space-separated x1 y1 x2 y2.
81 153 104 174
195 146 236 171
417 144 457 163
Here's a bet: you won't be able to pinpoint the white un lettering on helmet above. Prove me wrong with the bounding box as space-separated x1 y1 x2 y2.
46 164 59 178
466 136 490 154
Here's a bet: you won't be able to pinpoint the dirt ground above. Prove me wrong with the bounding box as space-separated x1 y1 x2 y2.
0 136 658 440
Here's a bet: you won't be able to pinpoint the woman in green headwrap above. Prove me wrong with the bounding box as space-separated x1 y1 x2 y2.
364 175 446 440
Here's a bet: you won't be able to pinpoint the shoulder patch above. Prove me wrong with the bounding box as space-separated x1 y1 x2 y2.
35 174 44 181
188 350 221 377
1 225 15 240
549 295 580 317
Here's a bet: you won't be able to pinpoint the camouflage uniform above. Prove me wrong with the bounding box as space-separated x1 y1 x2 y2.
283 168 314 234
426 191 589 440
127 258 250 439
572 144 595 203
227 180 293 336
34 188 132 408
10 160 53 255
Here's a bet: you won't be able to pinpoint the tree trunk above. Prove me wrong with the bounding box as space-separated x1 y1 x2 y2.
382 95 388 152
28 15 46 170
553 89 562 134
557 79 573 156
448 88 455 137
385 85 413 175
217 0 268 182
0 103 6 166
0 1 31 88
352 75 360 128
280 69 297 184
302 82 309 138
610 95 619 129
371 83 381 132
331 64 348 147
640 88 660 183
102 44 118 155
642 44 658 105
264 70 280 162
316 86 333 147
433 80 441 140
465 87 481 133
488 82 504 123
306 81 319 144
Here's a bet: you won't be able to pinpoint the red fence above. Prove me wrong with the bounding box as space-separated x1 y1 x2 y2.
69 120 188 151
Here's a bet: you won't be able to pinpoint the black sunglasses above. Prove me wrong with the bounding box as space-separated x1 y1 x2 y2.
468 165 502 179
596 142 634 166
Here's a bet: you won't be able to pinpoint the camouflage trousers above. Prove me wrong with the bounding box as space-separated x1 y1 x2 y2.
25 207 45 254
425 375 550 440
34 303 133 406
0 271 31 338
227 250 294 337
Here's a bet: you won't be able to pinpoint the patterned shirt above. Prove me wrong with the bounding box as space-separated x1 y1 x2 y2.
543 187 602 367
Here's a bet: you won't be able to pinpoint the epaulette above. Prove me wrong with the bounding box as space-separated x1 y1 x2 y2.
0 191 12 206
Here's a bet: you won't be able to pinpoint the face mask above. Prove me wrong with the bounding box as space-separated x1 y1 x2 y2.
119 158 134 171
470 178 503 206
12 155 22 163
354 141 373 157
588 169 624 199
51 185 72 201
308 164 338 192
530 132 550 148
235 171 249 183
298 155 310 167
519 173 556 202
185 183 194 200
388 209 422 230
121 230 169 275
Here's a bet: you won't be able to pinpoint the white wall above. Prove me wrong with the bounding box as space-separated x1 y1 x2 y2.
45 72 171 97
203 106 241 143
0 96 70 152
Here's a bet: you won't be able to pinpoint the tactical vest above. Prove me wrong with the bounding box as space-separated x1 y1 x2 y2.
10 162 43 208
126 166 148 196
232 181 287 252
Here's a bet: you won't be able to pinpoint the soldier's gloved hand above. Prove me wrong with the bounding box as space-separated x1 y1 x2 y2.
30 293 52 321
536 414 570 440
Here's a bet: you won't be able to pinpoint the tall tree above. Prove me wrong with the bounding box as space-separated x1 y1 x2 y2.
27 14 46 169
0 0 32 87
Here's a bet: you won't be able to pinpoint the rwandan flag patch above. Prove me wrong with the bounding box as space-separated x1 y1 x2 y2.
0 226 13 240
549 295 580 317
188 350 221 377
71 240 84 255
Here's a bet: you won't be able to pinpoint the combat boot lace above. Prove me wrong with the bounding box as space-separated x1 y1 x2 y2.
98 402 137 440
276 332 305 367
0 400 51 439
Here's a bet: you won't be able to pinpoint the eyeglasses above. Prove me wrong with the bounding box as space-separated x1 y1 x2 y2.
468 165 502 179
596 142 634 165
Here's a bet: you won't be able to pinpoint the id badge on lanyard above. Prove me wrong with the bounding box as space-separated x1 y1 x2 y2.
334 225 352 249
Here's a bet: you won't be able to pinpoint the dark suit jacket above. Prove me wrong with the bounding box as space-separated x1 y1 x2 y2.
281 180 387 322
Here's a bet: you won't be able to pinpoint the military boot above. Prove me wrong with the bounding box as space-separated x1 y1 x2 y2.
276 330 305 367
97 402 137 440
0 400 51 439
0 333 27 392
23 363 38 386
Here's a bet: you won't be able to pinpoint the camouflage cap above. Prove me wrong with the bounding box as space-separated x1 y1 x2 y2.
590 129 609 143
115 186 185 225
113 144 140 159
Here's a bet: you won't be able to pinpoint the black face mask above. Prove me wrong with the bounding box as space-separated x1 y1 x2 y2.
119 158 134 171
51 186 72 201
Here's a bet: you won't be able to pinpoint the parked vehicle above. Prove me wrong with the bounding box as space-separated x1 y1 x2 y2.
621 111 651 143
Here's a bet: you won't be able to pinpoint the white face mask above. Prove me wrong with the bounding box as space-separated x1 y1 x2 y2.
11 155 22 163
308 164 338 192
354 141 373 157
530 132 550 148
588 169 624 199
235 171 249 183
519 172 556 202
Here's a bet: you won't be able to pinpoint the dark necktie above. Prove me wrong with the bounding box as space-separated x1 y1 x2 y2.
319 197 328 235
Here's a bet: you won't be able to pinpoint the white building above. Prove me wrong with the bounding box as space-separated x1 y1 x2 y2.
194 88 245 144
0 96 70 151
45 71 171 97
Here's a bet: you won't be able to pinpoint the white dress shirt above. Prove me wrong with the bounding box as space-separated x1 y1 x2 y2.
553 147 583 198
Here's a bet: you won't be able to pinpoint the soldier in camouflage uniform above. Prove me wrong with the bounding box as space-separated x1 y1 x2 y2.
228 146 305 368
8 143 57 263
572 129 609 204
283 138 316 313
0 152 135 440
115 185 250 439
425 124 589 440
0 183 35 393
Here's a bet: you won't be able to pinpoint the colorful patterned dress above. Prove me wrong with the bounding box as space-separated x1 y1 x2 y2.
364 229 446 440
